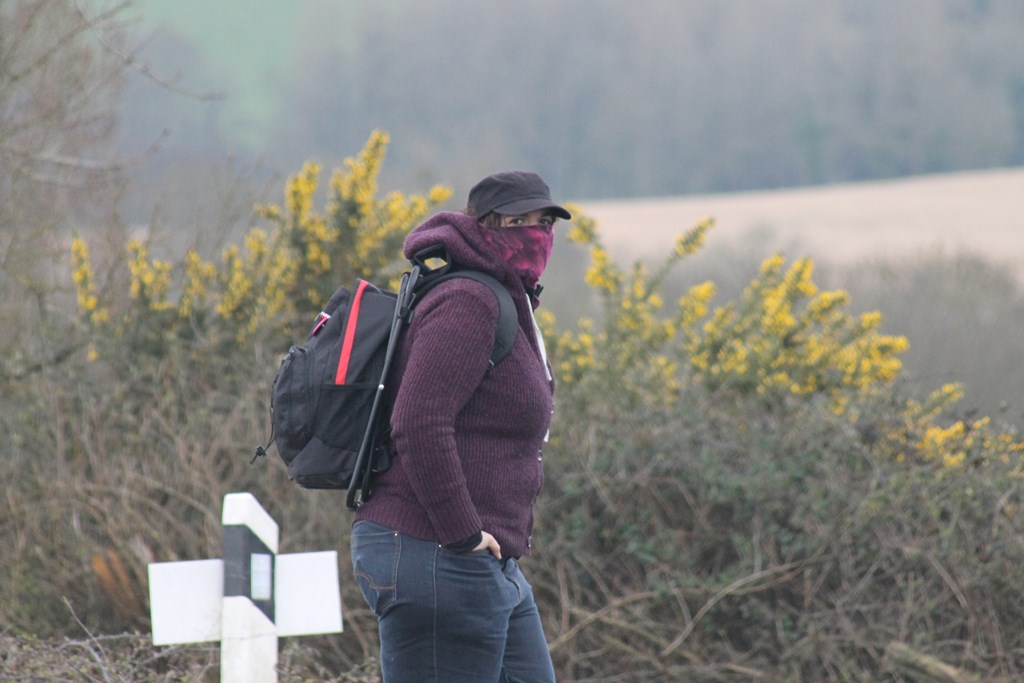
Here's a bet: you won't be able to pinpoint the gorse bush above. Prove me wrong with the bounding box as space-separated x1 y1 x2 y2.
535 208 1024 681
546 213 909 407
3 132 1023 681
70 130 450 358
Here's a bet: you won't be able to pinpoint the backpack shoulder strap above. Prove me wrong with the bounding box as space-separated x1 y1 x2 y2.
415 269 517 368
448 270 517 367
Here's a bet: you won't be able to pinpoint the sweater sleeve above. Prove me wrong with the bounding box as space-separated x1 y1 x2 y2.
388 281 499 545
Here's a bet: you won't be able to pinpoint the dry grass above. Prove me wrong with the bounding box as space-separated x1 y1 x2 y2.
0 632 380 682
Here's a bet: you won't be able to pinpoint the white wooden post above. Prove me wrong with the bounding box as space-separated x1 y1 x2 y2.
221 492 279 682
148 492 343 682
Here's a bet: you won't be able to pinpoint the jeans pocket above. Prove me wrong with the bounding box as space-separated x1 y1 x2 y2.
351 521 400 616
437 549 518 613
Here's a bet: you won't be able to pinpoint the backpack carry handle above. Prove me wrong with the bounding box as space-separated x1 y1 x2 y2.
410 244 452 275
401 245 452 321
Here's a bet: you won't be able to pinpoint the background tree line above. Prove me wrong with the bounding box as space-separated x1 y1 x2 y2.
118 0 1024 219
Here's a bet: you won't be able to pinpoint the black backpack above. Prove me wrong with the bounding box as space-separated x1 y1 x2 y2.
253 246 517 509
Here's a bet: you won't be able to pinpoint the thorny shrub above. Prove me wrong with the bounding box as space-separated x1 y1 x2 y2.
2 132 1023 681
535 213 1024 681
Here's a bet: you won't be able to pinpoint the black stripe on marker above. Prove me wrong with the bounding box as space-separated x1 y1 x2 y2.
223 524 275 623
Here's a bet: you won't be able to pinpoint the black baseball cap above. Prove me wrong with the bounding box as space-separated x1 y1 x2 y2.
467 171 571 220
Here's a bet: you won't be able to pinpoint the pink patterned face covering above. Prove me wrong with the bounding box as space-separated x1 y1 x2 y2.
481 224 555 291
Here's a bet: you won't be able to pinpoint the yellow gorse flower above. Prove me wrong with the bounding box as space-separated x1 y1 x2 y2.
584 245 620 293
549 216 718 411
551 207 915 430
127 240 174 311
70 236 109 325
686 253 908 400
674 217 712 256
179 250 217 319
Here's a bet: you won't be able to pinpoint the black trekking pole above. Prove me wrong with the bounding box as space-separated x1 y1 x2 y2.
346 268 416 509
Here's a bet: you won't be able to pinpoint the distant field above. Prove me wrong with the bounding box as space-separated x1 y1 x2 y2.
580 167 1024 275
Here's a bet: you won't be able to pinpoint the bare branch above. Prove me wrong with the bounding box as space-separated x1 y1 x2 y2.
548 591 659 653
660 559 811 658
60 596 115 683
72 0 223 102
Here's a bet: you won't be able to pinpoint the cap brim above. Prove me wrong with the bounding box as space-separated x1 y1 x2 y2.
492 197 572 220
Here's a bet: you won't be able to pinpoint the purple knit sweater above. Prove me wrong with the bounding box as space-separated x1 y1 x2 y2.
353 212 555 558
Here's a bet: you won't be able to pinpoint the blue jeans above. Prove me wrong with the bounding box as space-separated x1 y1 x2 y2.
351 520 556 683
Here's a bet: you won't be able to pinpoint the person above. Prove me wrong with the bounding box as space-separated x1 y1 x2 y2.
350 171 570 682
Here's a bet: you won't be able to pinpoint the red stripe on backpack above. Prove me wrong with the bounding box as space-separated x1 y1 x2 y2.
335 279 369 384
